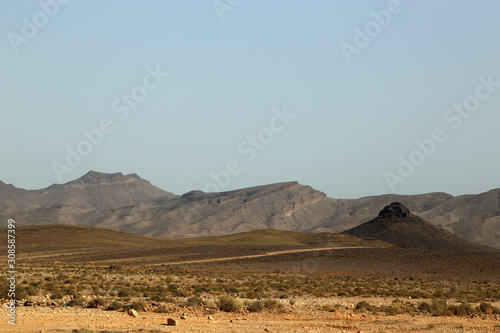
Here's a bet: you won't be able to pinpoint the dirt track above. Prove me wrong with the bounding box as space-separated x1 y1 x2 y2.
147 247 358 266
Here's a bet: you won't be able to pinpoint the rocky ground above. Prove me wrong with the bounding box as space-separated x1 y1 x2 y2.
2 297 500 333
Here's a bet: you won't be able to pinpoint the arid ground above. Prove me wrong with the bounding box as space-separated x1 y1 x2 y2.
1 226 500 332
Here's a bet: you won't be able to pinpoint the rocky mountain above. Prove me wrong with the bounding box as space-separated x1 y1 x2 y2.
1 171 499 248
0 171 176 225
342 202 490 251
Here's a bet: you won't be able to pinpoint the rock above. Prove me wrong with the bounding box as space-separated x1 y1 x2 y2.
180 313 188 320
128 309 139 317
208 315 214 320
264 329 271 332
24 300 34 306
378 202 410 218
167 318 177 326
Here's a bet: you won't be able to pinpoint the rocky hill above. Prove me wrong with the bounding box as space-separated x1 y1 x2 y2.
342 202 491 251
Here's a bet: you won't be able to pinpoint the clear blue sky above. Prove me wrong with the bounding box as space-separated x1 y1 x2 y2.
1 0 499 199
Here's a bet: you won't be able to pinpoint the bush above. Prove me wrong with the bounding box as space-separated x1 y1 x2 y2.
478 302 494 315
449 303 474 316
154 306 169 313
185 296 205 307
322 304 339 312
430 300 448 316
247 300 264 313
117 289 132 298
355 301 375 312
107 301 123 311
418 302 432 313
123 302 145 312
217 296 241 312
87 298 106 308
67 298 84 307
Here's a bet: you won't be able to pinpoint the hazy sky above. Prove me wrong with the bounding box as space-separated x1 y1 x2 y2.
1 0 499 199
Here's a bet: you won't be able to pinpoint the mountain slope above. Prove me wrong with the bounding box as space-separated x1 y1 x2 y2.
343 202 491 251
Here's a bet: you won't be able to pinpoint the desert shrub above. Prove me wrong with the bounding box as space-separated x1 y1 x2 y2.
478 302 494 315
150 294 164 302
383 304 404 315
244 291 261 299
164 297 178 304
430 300 448 316
247 300 264 313
87 298 106 308
51 289 66 299
322 303 339 312
448 303 474 316
67 298 84 307
355 301 375 312
185 296 205 307
264 299 278 309
154 306 169 313
217 296 241 312
418 302 432 313
123 301 145 312
107 301 123 311
117 288 132 298
167 284 179 293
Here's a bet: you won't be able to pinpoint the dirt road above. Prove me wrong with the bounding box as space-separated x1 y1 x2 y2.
148 246 360 266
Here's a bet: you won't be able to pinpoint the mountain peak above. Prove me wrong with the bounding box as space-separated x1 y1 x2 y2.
378 202 410 218
74 171 126 184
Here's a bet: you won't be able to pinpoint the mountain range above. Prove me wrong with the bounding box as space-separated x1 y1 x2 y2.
1 171 499 248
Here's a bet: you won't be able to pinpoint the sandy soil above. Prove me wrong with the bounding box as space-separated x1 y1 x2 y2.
2 299 500 333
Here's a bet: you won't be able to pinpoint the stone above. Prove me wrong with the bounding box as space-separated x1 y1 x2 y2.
378 202 410 218
24 300 34 306
180 313 188 320
208 315 214 320
128 309 139 317
167 318 177 326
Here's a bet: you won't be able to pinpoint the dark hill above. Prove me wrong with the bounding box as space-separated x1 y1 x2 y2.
343 202 493 251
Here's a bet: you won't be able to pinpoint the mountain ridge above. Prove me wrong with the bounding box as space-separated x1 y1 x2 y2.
1 171 499 248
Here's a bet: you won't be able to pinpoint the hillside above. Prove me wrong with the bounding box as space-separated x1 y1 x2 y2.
343 202 492 251
0 225 390 265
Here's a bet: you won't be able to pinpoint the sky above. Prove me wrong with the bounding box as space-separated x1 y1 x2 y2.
1 0 499 199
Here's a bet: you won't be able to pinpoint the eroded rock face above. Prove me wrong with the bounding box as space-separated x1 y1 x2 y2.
378 202 410 218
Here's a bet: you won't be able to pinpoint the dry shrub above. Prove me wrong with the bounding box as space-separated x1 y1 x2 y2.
217 296 241 312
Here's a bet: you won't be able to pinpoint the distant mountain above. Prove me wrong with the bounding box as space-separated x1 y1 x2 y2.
0 171 175 210
1 171 499 248
0 171 176 225
342 202 491 251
